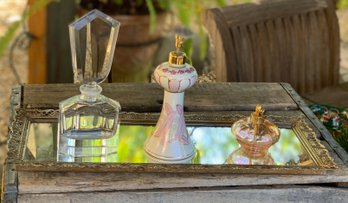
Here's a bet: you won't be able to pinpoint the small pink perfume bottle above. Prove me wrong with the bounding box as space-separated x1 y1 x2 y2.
227 105 281 165
144 35 197 163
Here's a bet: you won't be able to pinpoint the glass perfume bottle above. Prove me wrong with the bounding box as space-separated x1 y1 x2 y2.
227 105 280 165
58 9 121 162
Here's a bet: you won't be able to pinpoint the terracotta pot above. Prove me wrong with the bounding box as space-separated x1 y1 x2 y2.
115 13 168 46
111 12 169 82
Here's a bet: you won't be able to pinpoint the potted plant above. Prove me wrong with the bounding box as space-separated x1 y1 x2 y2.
78 0 228 82
0 0 232 83
78 0 169 82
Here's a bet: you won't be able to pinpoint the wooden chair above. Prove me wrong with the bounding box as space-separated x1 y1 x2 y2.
203 0 340 94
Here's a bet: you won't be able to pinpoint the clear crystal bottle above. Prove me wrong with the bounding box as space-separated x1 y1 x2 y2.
57 10 121 162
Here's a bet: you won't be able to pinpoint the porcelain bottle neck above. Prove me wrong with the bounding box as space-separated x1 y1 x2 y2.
163 91 184 106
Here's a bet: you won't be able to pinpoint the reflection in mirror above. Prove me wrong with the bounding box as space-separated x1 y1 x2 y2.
226 129 313 166
24 123 314 167
25 123 56 161
57 124 119 163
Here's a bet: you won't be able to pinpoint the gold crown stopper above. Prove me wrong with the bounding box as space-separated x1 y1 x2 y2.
175 35 183 51
250 104 265 137
168 35 186 66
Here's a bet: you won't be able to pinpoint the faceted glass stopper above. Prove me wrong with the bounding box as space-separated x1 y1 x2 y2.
69 9 120 84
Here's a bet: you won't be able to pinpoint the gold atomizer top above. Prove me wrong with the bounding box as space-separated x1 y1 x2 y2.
250 104 265 137
168 35 186 65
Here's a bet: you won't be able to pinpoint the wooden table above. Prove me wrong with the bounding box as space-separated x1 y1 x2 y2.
2 83 348 202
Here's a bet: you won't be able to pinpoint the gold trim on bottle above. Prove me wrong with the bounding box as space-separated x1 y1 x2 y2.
168 35 186 66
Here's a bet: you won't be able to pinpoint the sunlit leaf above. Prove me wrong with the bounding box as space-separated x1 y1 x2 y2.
216 0 227 6
173 0 193 27
145 0 157 33
182 38 193 63
0 21 20 57
338 0 348 9
198 26 208 60
157 0 171 10
192 147 201 164
0 0 58 57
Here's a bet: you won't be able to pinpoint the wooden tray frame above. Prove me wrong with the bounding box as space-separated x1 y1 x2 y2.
6 108 337 175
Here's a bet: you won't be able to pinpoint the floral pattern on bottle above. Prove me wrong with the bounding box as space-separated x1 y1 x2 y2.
154 63 197 93
152 103 189 145
161 67 195 75
144 61 197 163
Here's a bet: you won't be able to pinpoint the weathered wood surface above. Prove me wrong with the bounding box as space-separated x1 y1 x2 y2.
281 83 348 164
203 0 340 94
304 84 348 107
1 164 17 202
3 82 346 202
17 186 348 203
13 162 329 175
17 169 348 194
22 83 298 111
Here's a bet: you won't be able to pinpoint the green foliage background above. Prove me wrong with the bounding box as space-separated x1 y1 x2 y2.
0 0 348 57
339 0 348 8
0 0 348 60
0 0 59 57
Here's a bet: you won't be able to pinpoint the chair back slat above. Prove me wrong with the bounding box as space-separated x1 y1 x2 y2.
204 0 340 94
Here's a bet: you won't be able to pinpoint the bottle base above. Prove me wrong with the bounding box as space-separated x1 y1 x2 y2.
58 135 118 163
144 148 195 164
63 129 115 140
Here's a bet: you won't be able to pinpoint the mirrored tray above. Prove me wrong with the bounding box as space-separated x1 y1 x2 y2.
7 109 337 175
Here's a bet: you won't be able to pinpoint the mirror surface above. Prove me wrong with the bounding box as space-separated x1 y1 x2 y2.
24 122 314 166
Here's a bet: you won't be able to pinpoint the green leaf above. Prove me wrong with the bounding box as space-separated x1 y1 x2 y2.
194 0 208 59
135 0 144 6
0 0 58 57
233 0 254 4
198 28 208 60
113 0 123 5
216 0 227 6
336 128 348 153
157 0 171 10
0 21 21 57
182 38 193 63
173 1 193 27
145 0 157 33
192 147 201 164
338 0 348 9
